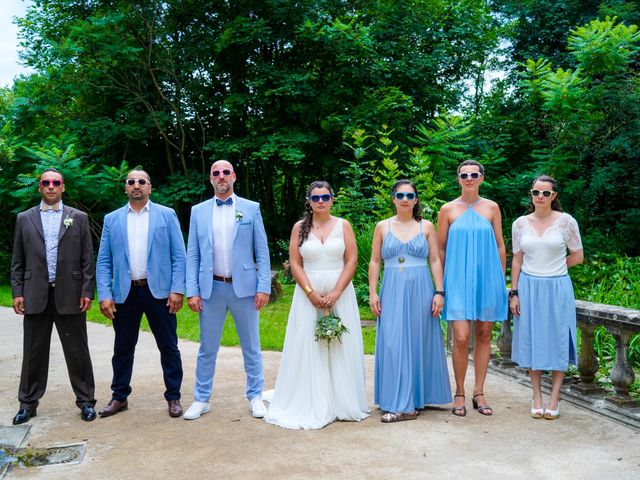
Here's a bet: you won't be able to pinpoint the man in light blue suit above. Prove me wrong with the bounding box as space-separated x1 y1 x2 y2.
183 160 271 420
96 169 186 418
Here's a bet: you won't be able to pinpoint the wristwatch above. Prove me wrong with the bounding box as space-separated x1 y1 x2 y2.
509 289 518 298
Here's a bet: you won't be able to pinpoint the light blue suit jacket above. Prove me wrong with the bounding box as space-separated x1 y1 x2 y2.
186 196 271 299
96 201 186 303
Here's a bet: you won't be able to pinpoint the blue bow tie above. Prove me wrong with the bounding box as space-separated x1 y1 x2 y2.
216 197 233 206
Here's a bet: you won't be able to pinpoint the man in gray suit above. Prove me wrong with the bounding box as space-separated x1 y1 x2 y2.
11 168 97 424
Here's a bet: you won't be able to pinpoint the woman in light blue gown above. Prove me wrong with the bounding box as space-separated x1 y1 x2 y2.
369 180 451 423
437 160 507 417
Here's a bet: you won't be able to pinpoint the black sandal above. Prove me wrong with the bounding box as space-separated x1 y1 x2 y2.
472 393 493 416
451 394 466 417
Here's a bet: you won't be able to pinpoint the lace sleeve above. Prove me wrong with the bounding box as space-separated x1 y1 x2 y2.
563 214 583 252
512 217 523 254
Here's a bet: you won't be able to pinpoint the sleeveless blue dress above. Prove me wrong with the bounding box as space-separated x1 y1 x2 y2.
374 226 452 413
443 202 507 322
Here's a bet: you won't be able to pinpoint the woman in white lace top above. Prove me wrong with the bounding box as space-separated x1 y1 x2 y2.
509 175 584 420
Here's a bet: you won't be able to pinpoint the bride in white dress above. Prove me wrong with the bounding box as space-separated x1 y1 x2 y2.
264 181 370 429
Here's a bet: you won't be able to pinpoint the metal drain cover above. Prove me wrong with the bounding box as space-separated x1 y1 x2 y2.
26 443 86 466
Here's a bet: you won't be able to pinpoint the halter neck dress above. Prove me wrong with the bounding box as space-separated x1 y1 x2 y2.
442 200 507 322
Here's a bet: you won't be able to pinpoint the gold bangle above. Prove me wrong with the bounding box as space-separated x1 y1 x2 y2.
303 284 313 295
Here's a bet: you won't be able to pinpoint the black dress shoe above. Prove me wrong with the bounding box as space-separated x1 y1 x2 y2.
81 405 97 422
13 408 36 425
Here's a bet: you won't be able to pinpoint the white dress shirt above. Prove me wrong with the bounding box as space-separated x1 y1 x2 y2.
127 202 150 280
212 194 236 277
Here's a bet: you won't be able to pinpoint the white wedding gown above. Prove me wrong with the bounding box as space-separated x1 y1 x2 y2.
264 219 370 429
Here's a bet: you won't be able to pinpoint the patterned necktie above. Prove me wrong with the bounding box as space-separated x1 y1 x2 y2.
41 203 61 211
216 198 233 206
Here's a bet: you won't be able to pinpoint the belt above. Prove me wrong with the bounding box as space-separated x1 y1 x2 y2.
213 275 232 283
132 279 148 287
49 282 56 288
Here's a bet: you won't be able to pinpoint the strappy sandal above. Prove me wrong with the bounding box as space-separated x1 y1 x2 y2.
472 393 493 416
381 411 419 423
451 394 467 417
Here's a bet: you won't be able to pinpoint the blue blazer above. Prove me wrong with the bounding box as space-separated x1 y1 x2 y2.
186 196 271 299
96 201 186 303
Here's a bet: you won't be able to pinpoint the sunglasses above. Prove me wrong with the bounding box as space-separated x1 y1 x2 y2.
458 172 483 180
39 179 64 187
393 192 417 201
127 178 149 186
531 189 554 198
308 194 333 203
211 169 233 177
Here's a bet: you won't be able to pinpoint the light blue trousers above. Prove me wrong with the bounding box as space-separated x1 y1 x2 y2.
193 281 264 402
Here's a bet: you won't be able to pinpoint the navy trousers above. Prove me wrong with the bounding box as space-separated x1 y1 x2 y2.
110 283 183 401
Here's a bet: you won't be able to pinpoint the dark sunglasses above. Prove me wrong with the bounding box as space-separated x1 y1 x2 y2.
127 178 148 186
308 194 333 203
393 192 416 201
211 169 233 177
39 179 63 187
531 189 554 198
458 172 482 180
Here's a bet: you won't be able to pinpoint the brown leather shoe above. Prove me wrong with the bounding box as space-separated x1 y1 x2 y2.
168 399 183 418
99 399 128 417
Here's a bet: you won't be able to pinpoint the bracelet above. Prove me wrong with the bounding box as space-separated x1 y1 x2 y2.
434 291 445 297
509 289 518 298
303 284 314 295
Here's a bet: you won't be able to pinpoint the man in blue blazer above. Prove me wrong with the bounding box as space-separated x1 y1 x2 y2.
183 160 271 420
96 169 186 418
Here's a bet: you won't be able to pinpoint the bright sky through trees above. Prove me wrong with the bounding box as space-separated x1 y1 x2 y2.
0 0 32 87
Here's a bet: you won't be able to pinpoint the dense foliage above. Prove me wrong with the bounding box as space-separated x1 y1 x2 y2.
0 0 639 279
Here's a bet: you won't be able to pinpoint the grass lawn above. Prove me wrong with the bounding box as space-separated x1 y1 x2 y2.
0 284 378 354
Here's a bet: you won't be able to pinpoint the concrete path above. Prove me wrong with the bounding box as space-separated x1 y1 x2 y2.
1 307 639 480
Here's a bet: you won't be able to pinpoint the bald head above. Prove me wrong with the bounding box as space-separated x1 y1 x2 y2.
209 160 236 199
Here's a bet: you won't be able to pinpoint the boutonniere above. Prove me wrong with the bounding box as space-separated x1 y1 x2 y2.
235 211 244 222
63 215 74 229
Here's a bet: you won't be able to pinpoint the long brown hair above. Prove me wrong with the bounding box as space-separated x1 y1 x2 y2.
298 180 335 246
527 175 563 213
392 179 422 222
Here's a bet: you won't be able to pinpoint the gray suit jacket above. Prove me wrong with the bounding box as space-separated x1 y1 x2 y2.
11 205 95 315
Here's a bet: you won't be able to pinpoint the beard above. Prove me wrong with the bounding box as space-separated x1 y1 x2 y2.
214 183 232 195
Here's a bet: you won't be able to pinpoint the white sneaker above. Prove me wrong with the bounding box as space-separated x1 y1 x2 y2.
249 397 266 418
183 401 210 420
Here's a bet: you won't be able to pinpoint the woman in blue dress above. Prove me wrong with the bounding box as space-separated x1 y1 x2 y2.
369 179 451 423
510 175 583 420
437 160 507 417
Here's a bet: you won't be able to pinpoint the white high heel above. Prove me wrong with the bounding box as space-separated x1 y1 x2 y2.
530 400 544 419
544 404 560 420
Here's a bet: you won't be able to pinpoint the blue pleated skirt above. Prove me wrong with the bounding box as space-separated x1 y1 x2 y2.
511 272 578 371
